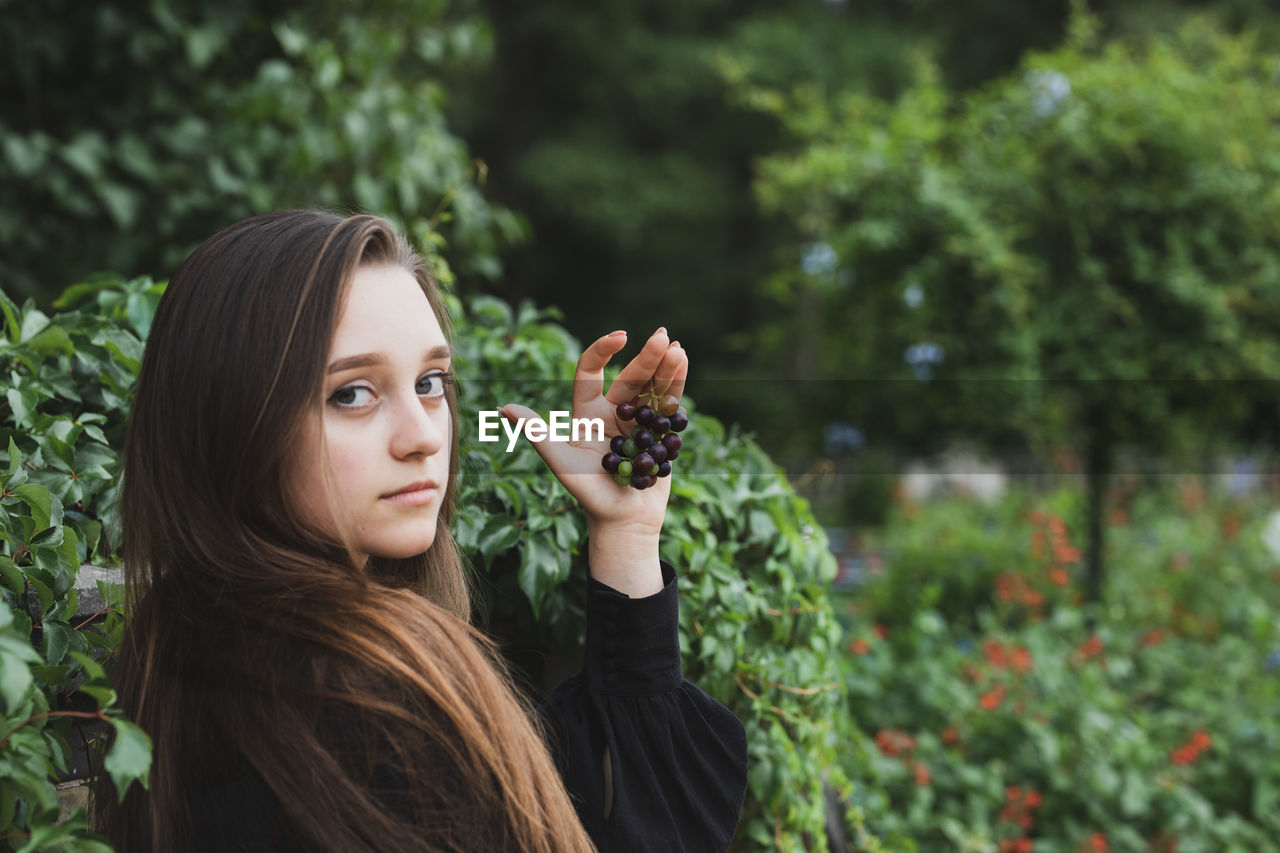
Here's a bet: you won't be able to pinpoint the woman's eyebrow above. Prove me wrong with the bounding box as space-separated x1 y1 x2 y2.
327 346 451 374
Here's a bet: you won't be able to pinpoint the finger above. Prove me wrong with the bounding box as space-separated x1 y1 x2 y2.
573 331 628 409
651 342 687 399
605 327 670 405
666 342 688 401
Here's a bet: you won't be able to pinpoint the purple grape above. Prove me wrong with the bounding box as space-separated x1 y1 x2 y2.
635 406 655 426
602 452 622 473
610 435 626 455
632 453 655 475
630 472 652 489
661 433 681 454
656 461 672 477
669 410 688 432
617 401 637 421
667 448 679 461
632 427 653 450
648 443 668 465
651 414 671 434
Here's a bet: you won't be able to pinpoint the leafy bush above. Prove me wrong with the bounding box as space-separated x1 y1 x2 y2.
2 0 517 302
1 280 859 850
0 283 152 852
838 484 1280 850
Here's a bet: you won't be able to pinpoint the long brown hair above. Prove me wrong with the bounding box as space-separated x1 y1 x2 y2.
90 211 595 852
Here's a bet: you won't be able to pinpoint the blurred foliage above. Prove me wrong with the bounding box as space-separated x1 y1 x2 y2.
837 482 1280 850
0 0 520 301
744 10 1280 456
739 11 1280 598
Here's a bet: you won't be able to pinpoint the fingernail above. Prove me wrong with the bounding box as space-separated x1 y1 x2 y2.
608 330 626 337
671 340 681 349
655 326 667 336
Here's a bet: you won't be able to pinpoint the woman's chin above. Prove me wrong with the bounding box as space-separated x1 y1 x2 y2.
366 530 437 561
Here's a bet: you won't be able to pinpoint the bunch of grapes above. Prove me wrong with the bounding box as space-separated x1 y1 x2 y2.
600 383 688 489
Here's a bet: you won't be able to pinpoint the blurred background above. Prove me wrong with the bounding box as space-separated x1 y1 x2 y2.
8 0 1280 847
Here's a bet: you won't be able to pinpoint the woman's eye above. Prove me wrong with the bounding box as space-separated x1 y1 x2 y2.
416 370 452 399
329 385 375 408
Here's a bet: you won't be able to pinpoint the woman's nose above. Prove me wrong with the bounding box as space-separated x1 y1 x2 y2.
388 393 448 460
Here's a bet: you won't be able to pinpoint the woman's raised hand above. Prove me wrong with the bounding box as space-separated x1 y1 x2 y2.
500 327 687 534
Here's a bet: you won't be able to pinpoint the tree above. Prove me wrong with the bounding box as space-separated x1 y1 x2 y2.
746 12 1280 605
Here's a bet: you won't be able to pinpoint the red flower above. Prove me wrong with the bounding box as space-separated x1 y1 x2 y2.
1000 787 1042 830
1075 635 1104 662
984 640 1009 667
1171 728 1212 765
980 684 1006 711
941 727 960 745
874 729 916 757
849 638 871 655
913 761 931 786
1139 629 1166 648
1050 568 1070 586
872 623 889 640
1087 833 1109 853
1010 646 1033 674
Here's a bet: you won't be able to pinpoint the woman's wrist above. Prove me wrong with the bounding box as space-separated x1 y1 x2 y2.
586 520 664 598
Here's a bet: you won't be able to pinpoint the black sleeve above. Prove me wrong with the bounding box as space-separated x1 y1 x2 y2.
537 561 749 852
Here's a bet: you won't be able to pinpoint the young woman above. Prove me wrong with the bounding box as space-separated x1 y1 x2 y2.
90 210 747 852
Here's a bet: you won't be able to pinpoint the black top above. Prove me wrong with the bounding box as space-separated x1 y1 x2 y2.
190 562 749 851
539 560 749 851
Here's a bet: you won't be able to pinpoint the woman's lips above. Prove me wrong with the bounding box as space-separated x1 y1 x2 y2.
381 481 439 506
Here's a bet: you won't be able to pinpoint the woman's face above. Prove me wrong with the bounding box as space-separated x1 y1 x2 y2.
288 263 453 562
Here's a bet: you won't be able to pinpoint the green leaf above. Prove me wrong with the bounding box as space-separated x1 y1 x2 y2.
477 518 521 565
0 631 41 712
5 437 22 477
0 292 19 342
0 555 24 595
41 621 74 666
12 483 62 530
104 718 153 802
5 388 39 428
14 820 81 853
518 535 562 617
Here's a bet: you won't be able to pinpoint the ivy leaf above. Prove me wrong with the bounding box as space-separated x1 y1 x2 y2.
0 631 41 712
518 535 562 618
12 483 61 531
5 388 38 428
104 717 153 802
5 437 21 477
477 518 521 566
40 621 74 666
0 556 23 596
